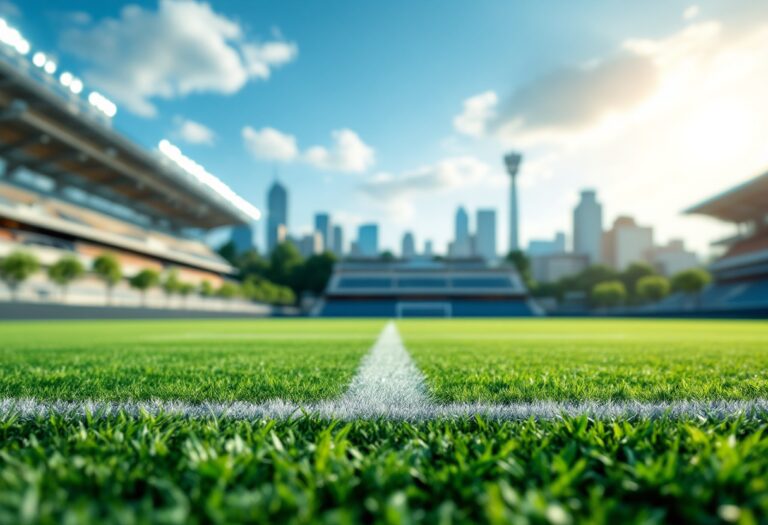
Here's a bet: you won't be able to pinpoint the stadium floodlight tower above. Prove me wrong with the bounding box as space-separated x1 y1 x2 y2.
504 152 523 253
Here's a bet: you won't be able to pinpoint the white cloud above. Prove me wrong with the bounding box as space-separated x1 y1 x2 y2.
242 126 299 162
60 0 297 116
453 91 498 137
474 18 768 253
683 5 700 21
242 127 376 173
173 117 215 145
303 129 376 173
361 156 503 200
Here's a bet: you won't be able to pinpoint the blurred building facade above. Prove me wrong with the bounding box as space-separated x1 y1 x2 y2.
573 190 603 264
266 181 288 254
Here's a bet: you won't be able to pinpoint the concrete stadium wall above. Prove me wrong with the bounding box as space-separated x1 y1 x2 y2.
0 301 298 320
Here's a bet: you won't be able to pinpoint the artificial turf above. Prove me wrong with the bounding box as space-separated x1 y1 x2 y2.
0 319 383 402
1 318 767 524
399 319 768 402
1 414 767 524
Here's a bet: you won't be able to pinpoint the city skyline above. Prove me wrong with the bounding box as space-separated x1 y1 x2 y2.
11 0 768 257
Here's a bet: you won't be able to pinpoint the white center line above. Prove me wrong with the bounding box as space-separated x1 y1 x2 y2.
1 322 767 421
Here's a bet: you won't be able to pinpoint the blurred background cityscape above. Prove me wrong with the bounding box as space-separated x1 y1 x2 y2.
0 1 766 318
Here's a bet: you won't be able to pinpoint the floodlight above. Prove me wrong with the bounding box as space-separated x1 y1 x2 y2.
44 60 57 74
32 52 46 67
504 152 522 176
70 79 83 94
16 39 29 55
157 139 261 221
59 71 73 87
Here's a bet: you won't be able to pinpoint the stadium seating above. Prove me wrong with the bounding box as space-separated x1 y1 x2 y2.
320 260 536 317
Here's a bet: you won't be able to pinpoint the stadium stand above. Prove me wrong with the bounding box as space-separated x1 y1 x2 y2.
0 44 259 309
318 259 539 317
662 169 768 315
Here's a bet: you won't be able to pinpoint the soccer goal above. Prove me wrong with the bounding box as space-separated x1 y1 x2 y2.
395 302 452 318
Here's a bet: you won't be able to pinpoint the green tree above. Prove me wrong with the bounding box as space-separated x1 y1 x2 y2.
379 251 396 262
671 268 712 308
236 249 270 280
636 275 670 303
177 282 195 308
506 250 533 289
161 269 182 302
129 269 160 306
216 240 238 265
577 265 619 292
0 251 39 300
217 282 240 299
199 280 215 297
268 242 303 288
620 262 656 300
591 280 627 308
299 252 336 295
47 256 85 300
92 253 122 305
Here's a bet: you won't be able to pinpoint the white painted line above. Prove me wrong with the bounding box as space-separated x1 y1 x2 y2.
326 320 430 416
1 398 767 421
2 322 767 421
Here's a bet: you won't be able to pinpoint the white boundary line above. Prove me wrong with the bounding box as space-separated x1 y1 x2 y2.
2 322 767 421
2 398 767 421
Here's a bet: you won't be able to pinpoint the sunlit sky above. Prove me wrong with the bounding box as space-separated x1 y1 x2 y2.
8 0 768 256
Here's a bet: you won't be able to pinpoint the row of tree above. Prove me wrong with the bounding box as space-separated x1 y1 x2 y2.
0 250 295 306
590 268 711 308
218 240 336 301
506 251 712 309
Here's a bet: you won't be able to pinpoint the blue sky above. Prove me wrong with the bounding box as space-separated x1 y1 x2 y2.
5 0 768 256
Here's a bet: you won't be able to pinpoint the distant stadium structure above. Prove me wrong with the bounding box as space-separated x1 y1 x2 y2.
317 259 539 317
0 39 260 309
675 170 768 315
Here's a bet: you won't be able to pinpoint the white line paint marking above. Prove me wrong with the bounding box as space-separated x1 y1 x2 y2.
2 398 768 421
2 322 768 421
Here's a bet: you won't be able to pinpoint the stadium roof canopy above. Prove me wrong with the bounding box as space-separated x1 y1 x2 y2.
685 169 768 224
0 56 258 230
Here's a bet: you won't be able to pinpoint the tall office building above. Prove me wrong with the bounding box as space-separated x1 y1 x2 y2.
424 240 433 258
453 206 472 257
528 232 566 257
266 181 288 254
504 152 523 253
602 216 654 270
229 224 254 253
475 209 497 262
573 189 603 264
357 224 379 257
332 225 344 256
314 212 331 252
291 232 322 259
401 232 416 259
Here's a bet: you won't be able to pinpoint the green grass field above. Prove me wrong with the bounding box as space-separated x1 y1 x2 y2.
0 320 383 402
400 319 768 402
0 318 767 524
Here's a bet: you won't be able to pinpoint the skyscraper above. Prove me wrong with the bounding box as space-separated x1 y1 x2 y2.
475 209 497 262
504 152 523 253
573 189 603 264
357 224 379 257
453 206 471 257
229 224 254 254
401 232 416 259
332 225 344 256
314 212 331 252
266 181 288 254
602 216 653 270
